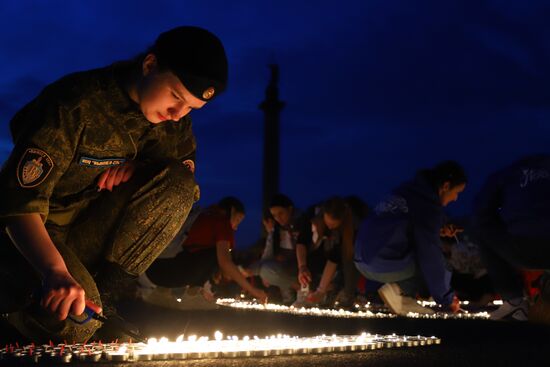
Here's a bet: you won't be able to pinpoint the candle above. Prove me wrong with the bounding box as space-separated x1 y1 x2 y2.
4 332 442 362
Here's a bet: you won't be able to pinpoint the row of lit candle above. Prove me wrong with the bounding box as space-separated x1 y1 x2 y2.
0 332 441 364
416 299 503 308
216 298 490 319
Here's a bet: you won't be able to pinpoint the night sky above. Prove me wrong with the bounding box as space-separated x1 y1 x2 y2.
1 1 550 247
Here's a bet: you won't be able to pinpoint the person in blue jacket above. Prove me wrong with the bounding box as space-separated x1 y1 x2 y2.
354 161 466 315
473 154 550 321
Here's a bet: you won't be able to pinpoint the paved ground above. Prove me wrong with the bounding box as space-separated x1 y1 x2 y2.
115 301 550 365
2 300 550 366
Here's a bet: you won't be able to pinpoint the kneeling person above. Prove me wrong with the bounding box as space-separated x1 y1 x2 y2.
145 197 268 307
354 161 465 315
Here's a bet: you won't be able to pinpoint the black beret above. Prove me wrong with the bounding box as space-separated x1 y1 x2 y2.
153 26 228 101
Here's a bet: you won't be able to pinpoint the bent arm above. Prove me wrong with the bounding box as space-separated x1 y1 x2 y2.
317 260 338 293
413 218 454 306
216 241 264 300
296 243 308 269
5 213 86 319
296 243 312 287
6 213 67 277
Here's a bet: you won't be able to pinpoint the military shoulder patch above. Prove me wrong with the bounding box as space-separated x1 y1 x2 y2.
17 148 54 188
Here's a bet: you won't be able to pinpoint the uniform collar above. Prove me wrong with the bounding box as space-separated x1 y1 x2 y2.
105 61 152 133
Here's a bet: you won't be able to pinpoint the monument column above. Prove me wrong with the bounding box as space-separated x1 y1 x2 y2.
259 65 285 213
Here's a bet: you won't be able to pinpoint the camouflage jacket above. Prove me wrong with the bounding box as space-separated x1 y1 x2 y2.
0 62 196 223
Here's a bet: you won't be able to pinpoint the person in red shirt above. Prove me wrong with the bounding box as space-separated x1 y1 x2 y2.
146 197 268 303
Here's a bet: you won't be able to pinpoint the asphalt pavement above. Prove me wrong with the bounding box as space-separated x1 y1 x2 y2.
2 300 549 366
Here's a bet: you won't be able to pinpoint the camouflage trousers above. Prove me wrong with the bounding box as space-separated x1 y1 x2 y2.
0 160 198 342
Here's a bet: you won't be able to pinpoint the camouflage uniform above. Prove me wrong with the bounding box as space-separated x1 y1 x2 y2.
0 61 199 341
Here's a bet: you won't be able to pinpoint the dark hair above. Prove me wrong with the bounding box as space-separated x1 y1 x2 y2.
322 196 348 221
422 160 467 189
345 195 369 219
269 194 294 209
218 196 245 216
321 196 356 261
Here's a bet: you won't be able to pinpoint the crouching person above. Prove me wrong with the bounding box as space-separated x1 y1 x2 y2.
251 194 311 305
354 161 466 316
300 197 364 308
144 197 268 308
0 26 227 342
473 155 550 321
245 212 297 305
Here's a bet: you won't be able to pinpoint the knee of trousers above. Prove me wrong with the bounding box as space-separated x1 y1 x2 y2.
56 314 102 343
259 262 293 286
51 266 103 342
158 160 200 209
109 162 199 276
57 244 103 339
6 278 102 344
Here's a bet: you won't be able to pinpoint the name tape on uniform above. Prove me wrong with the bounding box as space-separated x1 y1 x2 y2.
79 156 126 168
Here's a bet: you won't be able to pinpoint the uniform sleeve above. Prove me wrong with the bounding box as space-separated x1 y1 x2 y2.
138 116 196 163
411 205 454 305
0 96 84 221
177 120 197 163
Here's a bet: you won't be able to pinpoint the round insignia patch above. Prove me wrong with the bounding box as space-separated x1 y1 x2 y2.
202 87 215 100
17 148 54 188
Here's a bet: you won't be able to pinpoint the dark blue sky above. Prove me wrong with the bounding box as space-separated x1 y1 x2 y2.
1 1 550 246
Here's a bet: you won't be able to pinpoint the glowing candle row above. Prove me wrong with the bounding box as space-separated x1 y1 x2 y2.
0 332 441 364
216 298 490 319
